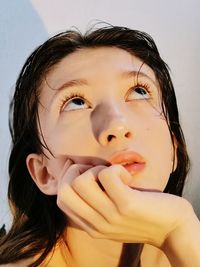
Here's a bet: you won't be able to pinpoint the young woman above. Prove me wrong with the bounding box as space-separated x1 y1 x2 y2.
0 25 200 267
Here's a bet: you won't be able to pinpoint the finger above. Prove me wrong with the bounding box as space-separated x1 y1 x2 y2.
71 166 120 222
98 165 134 210
58 162 93 187
57 164 109 233
57 158 74 180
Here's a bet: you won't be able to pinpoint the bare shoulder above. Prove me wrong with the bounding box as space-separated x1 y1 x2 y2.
141 244 171 267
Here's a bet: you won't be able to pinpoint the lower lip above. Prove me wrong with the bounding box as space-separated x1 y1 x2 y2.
122 163 145 174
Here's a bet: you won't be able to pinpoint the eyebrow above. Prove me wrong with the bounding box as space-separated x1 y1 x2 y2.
52 79 88 94
50 69 157 97
121 70 157 86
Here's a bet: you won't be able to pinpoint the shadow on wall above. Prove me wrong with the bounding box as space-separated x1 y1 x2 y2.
0 0 48 229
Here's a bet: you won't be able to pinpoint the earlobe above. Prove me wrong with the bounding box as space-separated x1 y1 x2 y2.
26 154 57 195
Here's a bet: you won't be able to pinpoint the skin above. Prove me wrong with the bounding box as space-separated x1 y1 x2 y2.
33 47 174 190
26 47 200 267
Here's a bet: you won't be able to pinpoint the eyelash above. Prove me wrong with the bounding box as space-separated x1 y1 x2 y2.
59 92 86 110
131 82 152 95
59 82 152 111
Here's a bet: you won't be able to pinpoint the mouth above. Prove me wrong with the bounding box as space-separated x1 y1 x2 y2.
109 150 146 174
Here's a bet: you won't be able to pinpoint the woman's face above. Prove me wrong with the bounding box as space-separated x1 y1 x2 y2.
38 47 174 191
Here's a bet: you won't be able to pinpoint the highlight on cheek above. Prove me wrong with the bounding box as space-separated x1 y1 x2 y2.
43 76 91 113
124 66 159 104
124 76 162 118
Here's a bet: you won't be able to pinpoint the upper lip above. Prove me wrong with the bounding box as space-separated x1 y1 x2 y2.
109 150 145 165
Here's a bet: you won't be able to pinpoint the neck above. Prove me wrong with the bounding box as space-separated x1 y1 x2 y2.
64 222 123 267
63 222 143 267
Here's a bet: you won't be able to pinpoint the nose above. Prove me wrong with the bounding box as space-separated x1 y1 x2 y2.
99 119 132 146
91 102 133 146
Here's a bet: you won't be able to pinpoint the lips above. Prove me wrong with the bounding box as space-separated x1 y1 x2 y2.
109 151 145 174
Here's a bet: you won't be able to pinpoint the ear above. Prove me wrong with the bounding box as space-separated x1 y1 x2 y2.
26 153 57 195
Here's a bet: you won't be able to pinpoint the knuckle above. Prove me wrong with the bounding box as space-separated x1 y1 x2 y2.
98 167 108 176
119 202 133 216
68 163 81 173
56 194 66 210
71 174 86 190
96 223 111 235
107 213 121 224
58 184 68 201
88 230 103 239
98 167 110 180
91 165 107 173
98 164 122 178
71 177 80 189
109 164 123 172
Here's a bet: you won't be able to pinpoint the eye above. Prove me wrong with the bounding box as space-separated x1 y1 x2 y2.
127 84 151 101
61 93 90 112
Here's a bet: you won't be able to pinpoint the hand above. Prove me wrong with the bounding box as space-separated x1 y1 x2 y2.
56 161 193 248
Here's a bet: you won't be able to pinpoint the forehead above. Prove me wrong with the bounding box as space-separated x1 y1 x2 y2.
43 47 157 89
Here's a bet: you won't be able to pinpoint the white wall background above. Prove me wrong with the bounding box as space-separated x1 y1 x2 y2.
0 0 199 229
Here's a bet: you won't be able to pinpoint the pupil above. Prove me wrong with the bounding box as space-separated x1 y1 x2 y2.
73 98 84 105
136 87 146 94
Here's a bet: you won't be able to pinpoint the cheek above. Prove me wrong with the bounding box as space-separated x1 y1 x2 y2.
46 156 67 179
44 114 94 157
133 117 174 190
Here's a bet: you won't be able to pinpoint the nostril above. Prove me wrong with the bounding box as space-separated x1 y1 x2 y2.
125 132 132 138
107 132 131 142
107 134 116 142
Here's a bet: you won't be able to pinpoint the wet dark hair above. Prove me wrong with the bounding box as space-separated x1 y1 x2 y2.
0 25 190 267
